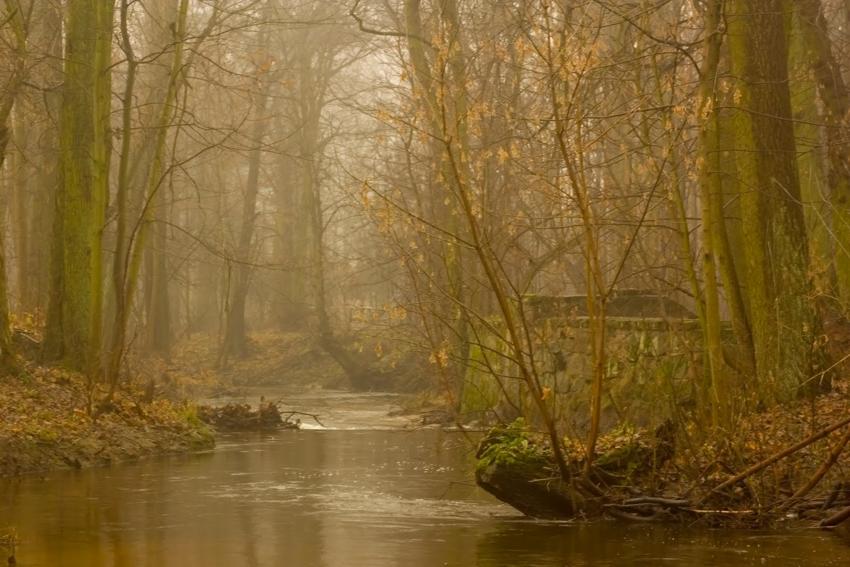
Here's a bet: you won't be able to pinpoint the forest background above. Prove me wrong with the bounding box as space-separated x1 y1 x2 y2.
2 0 850 522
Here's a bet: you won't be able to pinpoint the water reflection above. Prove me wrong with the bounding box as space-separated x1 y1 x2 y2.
473 522 850 566
2 401 850 566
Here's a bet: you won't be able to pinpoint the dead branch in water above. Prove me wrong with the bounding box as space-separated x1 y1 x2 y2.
279 410 326 428
820 505 850 528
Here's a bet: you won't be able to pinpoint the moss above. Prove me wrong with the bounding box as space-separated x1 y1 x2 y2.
475 418 548 474
180 404 215 449
592 423 644 475
180 403 204 428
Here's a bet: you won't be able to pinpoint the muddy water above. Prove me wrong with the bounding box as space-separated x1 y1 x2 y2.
2 391 850 566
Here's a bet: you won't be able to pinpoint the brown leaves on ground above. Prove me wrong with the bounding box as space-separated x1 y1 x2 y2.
0 364 213 477
672 379 850 514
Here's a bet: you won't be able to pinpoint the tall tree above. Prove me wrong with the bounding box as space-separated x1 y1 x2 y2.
47 0 113 376
0 0 32 370
106 0 196 389
794 0 850 307
728 0 820 399
221 33 274 361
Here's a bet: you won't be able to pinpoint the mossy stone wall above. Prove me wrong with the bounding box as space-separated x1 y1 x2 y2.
462 315 703 433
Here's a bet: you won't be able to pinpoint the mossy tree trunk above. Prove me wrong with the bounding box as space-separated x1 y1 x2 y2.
696 0 755 421
49 0 113 377
0 0 32 370
696 0 730 422
41 0 66 363
402 0 473 408
728 0 819 400
794 0 850 309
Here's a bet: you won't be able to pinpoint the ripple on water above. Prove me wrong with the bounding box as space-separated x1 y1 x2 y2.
309 487 521 524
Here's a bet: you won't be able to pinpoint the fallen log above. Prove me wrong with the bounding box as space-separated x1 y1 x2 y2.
476 461 584 519
474 420 587 518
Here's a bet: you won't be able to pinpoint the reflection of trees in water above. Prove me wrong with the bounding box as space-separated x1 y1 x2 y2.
474 522 842 566
474 523 607 567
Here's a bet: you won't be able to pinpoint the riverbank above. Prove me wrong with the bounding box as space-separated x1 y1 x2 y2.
0 364 214 478
475 376 850 528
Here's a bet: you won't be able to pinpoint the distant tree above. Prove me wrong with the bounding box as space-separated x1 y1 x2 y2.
220 10 275 361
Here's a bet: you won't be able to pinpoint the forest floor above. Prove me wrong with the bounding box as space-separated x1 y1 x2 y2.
160 329 430 399
676 377 850 523
0 363 214 478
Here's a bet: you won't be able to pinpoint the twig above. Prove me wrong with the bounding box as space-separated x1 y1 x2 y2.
794 498 850 512
698 415 850 505
348 0 431 45
684 508 757 515
780 425 850 512
278 409 325 428
820 505 850 528
623 496 691 508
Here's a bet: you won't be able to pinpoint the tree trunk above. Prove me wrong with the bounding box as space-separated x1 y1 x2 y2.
106 0 189 390
221 70 272 360
41 0 66 362
403 0 471 406
728 0 820 400
794 0 850 308
51 0 113 376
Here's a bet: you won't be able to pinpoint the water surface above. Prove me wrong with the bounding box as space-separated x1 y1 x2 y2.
2 391 849 566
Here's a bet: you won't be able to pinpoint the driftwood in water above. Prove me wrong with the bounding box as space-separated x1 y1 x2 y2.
197 400 300 431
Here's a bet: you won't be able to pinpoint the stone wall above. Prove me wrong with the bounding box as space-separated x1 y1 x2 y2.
462 299 704 433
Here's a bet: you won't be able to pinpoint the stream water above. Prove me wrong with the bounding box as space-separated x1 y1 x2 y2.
2 390 850 566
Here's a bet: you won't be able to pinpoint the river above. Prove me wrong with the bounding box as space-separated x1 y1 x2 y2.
2 391 849 566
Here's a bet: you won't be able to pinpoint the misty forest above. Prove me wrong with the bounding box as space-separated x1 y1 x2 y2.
3 0 850 565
